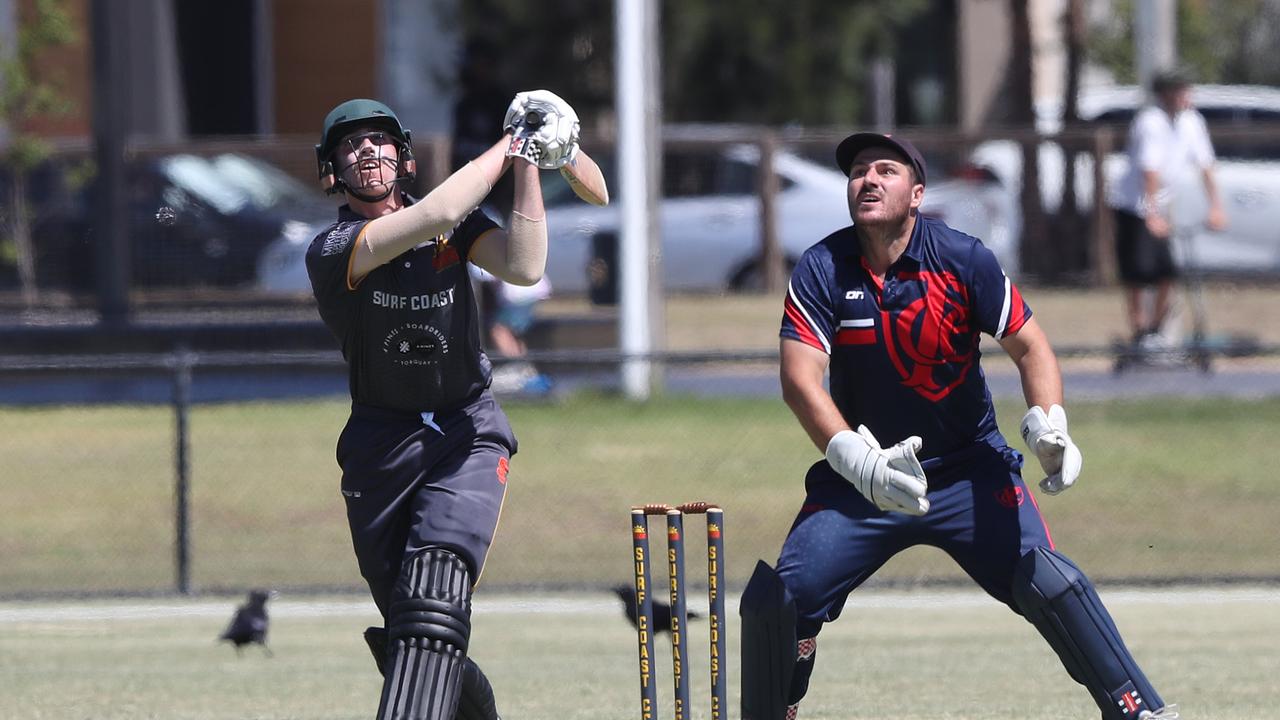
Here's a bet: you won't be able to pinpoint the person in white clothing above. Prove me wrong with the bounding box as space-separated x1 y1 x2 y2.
1111 68 1227 346
472 265 554 395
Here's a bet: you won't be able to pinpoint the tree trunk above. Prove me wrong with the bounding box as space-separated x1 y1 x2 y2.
11 173 38 309
1009 0 1050 280
1058 0 1087 278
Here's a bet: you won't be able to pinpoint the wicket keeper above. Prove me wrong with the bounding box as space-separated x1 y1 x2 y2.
740 133 1178 720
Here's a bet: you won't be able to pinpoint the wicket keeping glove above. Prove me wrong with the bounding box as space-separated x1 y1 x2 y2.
1020 404 1083 495
826 426 930 516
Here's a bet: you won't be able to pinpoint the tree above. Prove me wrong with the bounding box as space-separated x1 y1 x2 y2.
660 0 930 125
1090 0 1280 86
1056 0 1090 279
443 0 931 127
442 0 614 126
1008 0 1052 280
0 0 77 308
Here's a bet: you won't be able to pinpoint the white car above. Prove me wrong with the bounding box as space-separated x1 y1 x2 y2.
255 142 1018 295
541 143 1018 299
967 84 1280 274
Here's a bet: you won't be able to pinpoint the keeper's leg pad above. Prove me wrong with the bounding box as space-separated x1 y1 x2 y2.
367 625 500 720
1011 547 1163 720
378 548 473 720
740 560 799 720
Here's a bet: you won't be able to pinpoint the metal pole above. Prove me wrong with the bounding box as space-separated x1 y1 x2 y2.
90 0 132 325
616 0 653 400
171 350 193 595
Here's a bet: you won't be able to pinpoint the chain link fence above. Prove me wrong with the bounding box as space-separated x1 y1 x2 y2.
3 348 1280 600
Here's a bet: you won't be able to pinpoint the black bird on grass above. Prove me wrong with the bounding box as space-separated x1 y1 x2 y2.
220 589 275 656
612 585 701 633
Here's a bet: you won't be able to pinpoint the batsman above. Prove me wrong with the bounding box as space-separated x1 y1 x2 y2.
740 132 1178 720
306 89 579 720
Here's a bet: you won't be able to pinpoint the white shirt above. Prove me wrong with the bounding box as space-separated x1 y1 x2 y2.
1112 105 1216 216
469 266 552 305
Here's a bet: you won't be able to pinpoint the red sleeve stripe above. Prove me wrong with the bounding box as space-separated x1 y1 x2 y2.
784 282 830 353
835 328 876 345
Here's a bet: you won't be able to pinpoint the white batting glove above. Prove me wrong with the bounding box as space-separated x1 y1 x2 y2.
503 92 532 134
1020 404 1083 495
826 426 930 516
503 90 578 134
507 90 580 169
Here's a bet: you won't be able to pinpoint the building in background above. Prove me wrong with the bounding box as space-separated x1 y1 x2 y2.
0 0 459 144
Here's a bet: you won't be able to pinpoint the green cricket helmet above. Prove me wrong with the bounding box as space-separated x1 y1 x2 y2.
315 98 417 195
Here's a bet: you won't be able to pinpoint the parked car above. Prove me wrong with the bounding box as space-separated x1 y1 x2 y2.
254 143 1017 297
21 151 332 291
967 84 1280 274
537 144 1017 299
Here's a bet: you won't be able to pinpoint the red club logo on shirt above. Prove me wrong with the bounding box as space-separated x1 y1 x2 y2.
496 456 509 484
882 271 975 401
433 239 460 271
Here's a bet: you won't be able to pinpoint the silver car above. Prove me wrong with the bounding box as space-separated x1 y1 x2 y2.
968 84 1280 275
541 143 1018 298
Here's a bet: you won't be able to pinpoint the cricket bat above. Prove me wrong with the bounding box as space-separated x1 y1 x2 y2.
559 148 610 206
523 109 610 206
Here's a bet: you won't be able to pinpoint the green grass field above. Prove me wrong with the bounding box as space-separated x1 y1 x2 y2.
2 394 1280 595
3 390 1280 717
2 587 1277 719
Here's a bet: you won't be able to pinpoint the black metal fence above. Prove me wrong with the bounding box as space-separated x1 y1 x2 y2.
4 345 1280 599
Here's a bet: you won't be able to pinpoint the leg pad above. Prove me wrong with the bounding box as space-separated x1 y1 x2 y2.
1012 547 1163 720
740 560 799 720
377 548 473 720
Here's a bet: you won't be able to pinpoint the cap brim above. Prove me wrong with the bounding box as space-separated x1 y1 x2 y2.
836 133 910 177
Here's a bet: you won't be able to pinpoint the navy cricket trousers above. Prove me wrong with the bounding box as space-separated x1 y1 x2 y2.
776 443 1054 639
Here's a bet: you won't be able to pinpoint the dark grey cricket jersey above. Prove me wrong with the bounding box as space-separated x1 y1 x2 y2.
306 201 500 412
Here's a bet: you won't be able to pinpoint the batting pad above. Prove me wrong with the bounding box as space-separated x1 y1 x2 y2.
378 548 472 720
1011 547 1164 720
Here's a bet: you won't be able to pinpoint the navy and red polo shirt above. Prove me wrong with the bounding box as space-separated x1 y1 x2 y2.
781 214 1030 467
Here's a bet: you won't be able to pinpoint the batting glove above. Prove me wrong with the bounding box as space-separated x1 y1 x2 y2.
503 93 529 134
826 426 929 516
504 131 545 166
503 89 578 133
1020 404 1083 495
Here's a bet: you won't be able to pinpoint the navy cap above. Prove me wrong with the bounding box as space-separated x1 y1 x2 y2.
836 132 928 186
